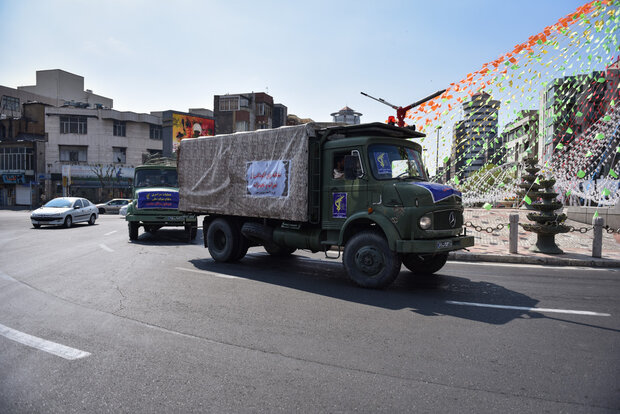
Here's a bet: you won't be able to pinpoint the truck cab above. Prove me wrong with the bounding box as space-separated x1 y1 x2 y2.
125 159 197 242
305 124 472 287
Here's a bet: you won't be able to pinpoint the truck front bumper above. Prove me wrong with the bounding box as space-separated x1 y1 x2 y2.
126 213 197 226
396 235 474 254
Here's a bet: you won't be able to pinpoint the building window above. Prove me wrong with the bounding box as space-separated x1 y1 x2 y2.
1 95 20 112
0 147 33 171
219 97 240 111
235 121 248 132
60 116 87 134
113 120 126 137
59 145 87 163
113 147 126 164
149 125 162 140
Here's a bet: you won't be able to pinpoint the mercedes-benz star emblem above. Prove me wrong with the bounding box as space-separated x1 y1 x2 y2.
449 211 456 228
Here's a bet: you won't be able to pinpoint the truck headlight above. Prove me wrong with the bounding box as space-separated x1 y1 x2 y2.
419 215 432 230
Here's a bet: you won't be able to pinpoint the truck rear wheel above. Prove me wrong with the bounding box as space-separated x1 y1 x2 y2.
128 222 139 240
402 252 448 275
234 234 249 260
207 218 241 262
343 231 401 289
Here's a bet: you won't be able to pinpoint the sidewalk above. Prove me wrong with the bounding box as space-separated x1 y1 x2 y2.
449 208 620 268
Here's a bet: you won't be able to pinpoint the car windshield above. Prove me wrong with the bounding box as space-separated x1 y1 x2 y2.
368 144 427 181
134 169 178 187
44 199 73 208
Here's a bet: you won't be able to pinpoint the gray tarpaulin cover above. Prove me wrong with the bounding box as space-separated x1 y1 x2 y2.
178 124 315 222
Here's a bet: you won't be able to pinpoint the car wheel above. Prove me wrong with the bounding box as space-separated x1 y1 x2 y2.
64 216 72 228
33 224 41 229
402 252 448 275
98 208 105 214
88 214 96 225
128 222 139 240
343 231 401 289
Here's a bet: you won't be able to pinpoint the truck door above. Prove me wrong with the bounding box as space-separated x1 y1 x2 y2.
322 149 368 233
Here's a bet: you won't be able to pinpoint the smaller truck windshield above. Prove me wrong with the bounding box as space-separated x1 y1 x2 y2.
135 169 179 188
368 144 427 181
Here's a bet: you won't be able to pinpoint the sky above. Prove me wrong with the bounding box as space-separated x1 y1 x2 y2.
0 0 595 124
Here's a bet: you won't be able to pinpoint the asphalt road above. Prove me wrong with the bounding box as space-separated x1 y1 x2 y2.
0 210 618 413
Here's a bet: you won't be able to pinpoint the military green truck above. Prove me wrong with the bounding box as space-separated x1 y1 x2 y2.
178 123 473 288
125 158 197 242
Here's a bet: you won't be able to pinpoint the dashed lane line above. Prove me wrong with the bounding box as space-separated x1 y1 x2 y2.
0 323 91 360
104 230 118 236
99 244 114 252
175 267 241 280
446 301 611 316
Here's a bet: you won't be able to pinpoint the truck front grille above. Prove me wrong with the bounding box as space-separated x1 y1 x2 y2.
433 209 463 230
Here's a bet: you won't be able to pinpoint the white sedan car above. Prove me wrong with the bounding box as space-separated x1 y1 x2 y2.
31 197 99 228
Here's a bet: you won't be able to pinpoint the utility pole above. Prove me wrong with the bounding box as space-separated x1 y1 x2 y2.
436 125 442 180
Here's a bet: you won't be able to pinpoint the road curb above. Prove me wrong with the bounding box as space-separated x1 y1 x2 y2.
448 251 620 268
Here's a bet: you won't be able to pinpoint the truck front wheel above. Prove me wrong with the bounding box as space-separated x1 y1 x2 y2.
402 252 448 275
343 231 401 289
207 218 240 262
185 224 198 242
128 222 139 240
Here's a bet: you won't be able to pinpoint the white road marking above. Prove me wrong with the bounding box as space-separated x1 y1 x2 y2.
99 244 114 252
0 270 18 283
448 261 620 272
445 301 611 316
175 267 241 280
0 323 91 360
104 230 117 236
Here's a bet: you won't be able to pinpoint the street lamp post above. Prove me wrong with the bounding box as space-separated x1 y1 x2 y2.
436 126 442 180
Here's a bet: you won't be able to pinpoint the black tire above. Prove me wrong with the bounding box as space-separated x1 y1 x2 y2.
185 224 198 243
402 252 448 275
343 231 401 289
64 216 72 228
264 243 296 257
234 234 250 260
98 208 105 214
128 222 139 240
88 214 96 225
145 225 160 233
207 218 241 262
33 224 41 229
241 222 273 244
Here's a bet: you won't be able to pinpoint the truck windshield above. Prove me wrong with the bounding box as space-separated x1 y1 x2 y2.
134 169 178 187
368 144 427 181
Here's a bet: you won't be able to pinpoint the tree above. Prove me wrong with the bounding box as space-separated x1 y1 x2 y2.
90 164 118 200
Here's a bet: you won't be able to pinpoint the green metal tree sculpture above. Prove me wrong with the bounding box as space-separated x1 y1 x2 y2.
519 157 570 254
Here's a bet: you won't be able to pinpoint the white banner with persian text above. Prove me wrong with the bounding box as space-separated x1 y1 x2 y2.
246 160 290 197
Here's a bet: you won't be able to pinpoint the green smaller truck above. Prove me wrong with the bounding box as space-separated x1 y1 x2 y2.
125 158 197 242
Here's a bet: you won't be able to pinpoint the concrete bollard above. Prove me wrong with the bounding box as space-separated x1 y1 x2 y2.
509 213 519 254
592 217 604 258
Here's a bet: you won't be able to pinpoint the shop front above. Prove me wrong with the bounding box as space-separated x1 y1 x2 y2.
48 164 134 203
